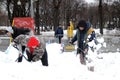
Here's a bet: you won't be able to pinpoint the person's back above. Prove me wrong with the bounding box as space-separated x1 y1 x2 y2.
55 27 64 43
55 27 63 37
11 27 31 39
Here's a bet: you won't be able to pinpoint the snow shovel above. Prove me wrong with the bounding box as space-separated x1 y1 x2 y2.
12 44 28 62
77 47 94 72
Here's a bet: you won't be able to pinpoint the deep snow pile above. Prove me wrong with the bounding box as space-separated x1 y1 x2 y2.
0 40 120 80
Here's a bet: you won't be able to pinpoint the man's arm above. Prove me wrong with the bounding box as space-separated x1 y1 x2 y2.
88 31 95 42
70 32 77 44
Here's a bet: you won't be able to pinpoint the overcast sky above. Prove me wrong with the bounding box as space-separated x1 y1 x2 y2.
85 0 95 3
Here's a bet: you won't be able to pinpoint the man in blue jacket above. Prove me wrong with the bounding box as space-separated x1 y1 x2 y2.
70 20 95 65
55 26 64 44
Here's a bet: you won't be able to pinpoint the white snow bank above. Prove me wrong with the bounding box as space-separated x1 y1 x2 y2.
0 42 120 80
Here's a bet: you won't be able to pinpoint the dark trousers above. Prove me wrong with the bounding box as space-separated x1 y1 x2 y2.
41 49 48 66
18 46 25 62
58 37 62 44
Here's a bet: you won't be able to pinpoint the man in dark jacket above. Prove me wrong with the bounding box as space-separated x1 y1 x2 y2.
55 26 64 44
70 20 95 65
6 26 31 62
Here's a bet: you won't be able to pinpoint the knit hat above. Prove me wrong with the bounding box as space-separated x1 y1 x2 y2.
77 20 87 28
6 26 14 34
27 36 40 48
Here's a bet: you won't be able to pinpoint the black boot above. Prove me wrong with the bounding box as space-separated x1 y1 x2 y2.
18 55 23 62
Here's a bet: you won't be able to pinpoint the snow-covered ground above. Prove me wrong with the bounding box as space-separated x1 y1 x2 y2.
0 29 120 80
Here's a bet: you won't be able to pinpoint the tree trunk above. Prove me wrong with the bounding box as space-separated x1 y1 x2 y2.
6 0 12 25
52 0 62 31
35 0 40 34
99 0 103 34
53 7 60 31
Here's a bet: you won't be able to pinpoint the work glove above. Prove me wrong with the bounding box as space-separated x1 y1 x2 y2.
68 40 73 45
87 35 92 42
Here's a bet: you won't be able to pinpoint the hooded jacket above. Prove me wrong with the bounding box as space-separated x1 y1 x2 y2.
71 25 95 50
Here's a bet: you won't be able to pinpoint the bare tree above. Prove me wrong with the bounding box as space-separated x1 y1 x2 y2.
52 0 62 31
6 0 31 25
35 0 40 34
4 0 119 31
99 0 103 34
111 1 120 29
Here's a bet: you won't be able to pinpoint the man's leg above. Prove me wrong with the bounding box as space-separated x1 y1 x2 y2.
41 48 48 66
59 37 61 44
79 48 88 65
18 46 25 62
80 53 86 65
